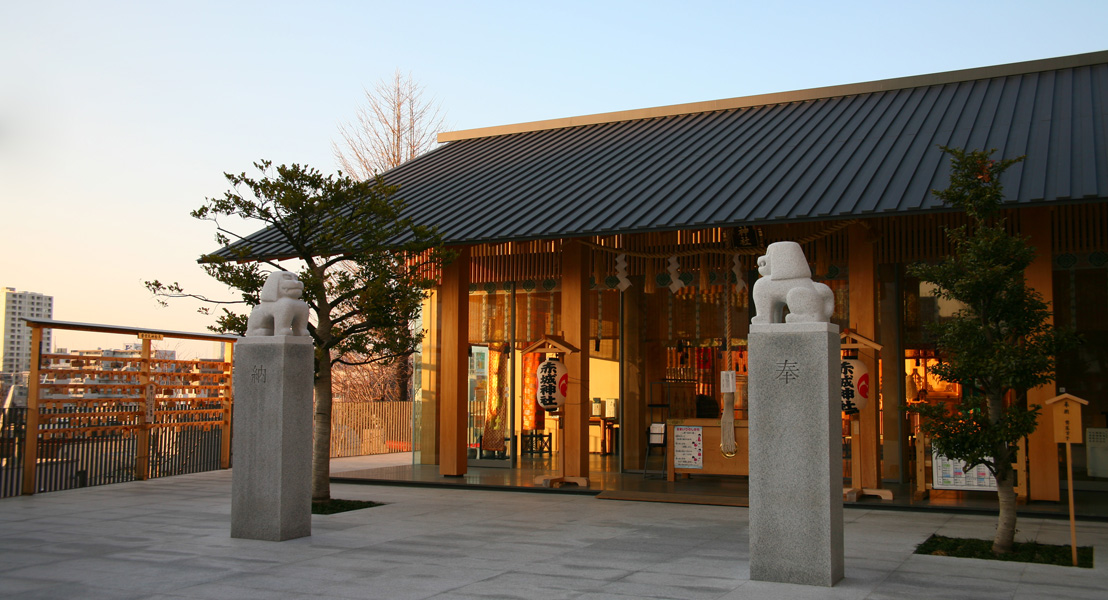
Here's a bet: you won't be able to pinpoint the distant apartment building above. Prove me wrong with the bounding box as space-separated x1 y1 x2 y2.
1 288 53 381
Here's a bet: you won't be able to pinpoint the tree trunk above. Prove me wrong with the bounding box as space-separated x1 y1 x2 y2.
309 263 335 504
990 390 1017 554
993 459 1018 554
311 353 333 502
397 354 412 403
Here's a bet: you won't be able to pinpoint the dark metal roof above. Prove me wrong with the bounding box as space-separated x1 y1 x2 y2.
218 51 1108 260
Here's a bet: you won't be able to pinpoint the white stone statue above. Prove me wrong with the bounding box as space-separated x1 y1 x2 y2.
246 272 310 337
751 241 834 324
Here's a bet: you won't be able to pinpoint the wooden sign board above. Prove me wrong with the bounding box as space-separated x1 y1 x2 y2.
138 332 164 340
1045 392 1088 567
1046 393 1087 444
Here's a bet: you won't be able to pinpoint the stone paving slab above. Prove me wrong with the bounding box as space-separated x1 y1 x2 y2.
0 469 1105 599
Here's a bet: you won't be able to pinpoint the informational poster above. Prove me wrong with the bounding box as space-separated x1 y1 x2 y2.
931 449 997 491
674 425 704 469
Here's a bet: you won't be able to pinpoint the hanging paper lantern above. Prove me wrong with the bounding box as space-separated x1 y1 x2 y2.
839 358 870 415
536 357 568 412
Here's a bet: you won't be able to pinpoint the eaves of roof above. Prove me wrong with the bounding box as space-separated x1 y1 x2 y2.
213 50 1108 261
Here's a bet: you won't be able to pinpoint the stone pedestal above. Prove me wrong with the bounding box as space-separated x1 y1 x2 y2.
231 336 313 541
748 322 843 586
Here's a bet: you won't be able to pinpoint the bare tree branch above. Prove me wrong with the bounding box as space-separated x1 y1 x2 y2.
332 70 447 179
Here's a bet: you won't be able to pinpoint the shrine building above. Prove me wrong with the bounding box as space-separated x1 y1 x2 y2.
223 51 1108 504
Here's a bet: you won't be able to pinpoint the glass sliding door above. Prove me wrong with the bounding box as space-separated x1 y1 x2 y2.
468 286 515 467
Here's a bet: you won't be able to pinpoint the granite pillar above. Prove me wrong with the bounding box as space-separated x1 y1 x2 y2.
748 322 843 586
231 336 314 541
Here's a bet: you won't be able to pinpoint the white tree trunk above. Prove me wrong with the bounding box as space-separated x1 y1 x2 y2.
990 391 1017 554
994 463 1018 554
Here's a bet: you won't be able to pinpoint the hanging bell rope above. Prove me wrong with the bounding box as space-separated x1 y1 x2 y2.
720 250 737 457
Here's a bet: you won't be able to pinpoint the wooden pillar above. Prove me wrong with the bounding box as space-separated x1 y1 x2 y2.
848 224 881 489
419 290 441 465
439 246 470 476
562 240 591 481
641 290 667 469
621 279 644 471
135 338 153 480
21 326 42 495
878 265 907 482
1023 207 1060 501
221 341 234 469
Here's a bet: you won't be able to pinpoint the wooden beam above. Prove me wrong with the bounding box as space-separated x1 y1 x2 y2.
439 247 470 476
221 341 233 469
1023 207 1060 501
848 224 882 490
22 326 42 495
20 317 236 344
134 338 152 480
561 240 591 482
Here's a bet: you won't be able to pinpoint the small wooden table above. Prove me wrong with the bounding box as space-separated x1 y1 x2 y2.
590 417 619 454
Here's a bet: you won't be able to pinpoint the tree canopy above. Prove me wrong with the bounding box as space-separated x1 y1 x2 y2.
147 160 451 500
908 146 1072 554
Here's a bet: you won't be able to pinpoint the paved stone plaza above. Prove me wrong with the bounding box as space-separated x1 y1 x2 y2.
0 467 1106 599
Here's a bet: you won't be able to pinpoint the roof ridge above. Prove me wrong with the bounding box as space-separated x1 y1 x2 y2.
439 50 1108 143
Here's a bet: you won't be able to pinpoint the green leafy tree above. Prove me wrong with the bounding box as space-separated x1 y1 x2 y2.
146 160 450 502
908 147 1071 554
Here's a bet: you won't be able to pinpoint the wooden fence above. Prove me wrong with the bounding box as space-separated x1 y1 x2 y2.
13 319 235 496
330 401 413 457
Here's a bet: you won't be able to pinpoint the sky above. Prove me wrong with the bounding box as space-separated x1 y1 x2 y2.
2 0 1106 356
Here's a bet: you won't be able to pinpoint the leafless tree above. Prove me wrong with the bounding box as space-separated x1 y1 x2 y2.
333 70 447 179
332 357 404 404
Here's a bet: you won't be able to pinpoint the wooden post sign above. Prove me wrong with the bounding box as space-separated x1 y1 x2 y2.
1050 393 1085 444
1045 392 1088 566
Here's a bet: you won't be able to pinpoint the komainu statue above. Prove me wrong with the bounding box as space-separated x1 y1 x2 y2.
245 272 310 337
751 241 834 324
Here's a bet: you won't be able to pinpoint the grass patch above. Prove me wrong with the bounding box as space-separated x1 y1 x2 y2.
311 498 383 515
916 534 1093 568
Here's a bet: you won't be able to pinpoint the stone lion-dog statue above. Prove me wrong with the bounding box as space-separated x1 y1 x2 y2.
245 271 310 337
751 241 834 324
